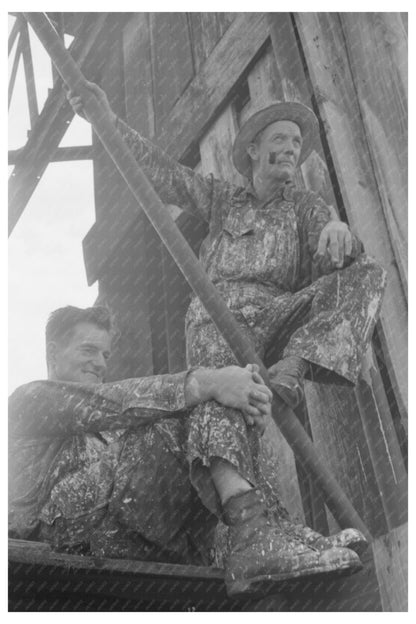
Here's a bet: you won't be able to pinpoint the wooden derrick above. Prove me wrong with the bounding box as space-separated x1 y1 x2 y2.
339 13 408 294
199 105 243 186
8 12 408 611
293 12 407 419
189 13 235 73
149 13 194 131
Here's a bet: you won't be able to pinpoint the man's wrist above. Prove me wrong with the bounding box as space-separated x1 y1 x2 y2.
184 368 217 407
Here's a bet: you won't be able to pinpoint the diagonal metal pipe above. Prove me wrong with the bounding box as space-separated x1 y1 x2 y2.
23 11 371 540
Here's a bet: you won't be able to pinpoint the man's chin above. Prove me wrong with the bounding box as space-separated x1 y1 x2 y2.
80 372 102 384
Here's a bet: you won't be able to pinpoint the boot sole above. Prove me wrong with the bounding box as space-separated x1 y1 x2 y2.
226 557 363 598
343 539 368 558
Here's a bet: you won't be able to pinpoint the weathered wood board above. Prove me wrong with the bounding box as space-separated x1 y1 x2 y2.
9 538 383 612
372 522 408 611
340 13 407 292
293 13 407 423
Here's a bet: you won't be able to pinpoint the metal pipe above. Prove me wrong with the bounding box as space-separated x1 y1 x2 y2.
23 11 371 539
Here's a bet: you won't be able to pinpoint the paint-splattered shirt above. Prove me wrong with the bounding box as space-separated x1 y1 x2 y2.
8 373 189 542
117 120 362 327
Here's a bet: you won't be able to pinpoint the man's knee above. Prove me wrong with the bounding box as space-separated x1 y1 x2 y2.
345 253 387 289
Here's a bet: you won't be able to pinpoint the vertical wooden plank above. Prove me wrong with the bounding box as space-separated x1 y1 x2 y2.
304 381 388 537
123 13 155 138
189 11 236 74
199 104 244 186
340 13 407 294
268 17 340 207
20 20 38 128
245 45 282 113
293 12 408 422
8 35 22 109
217 13 236 37
372 523 408 611
161 212 208 373
94 15 154 379
189 13 222 73
267 13 405 537
98 218 154 380
92 17 126 221
8 17 20 55
150 13 194 130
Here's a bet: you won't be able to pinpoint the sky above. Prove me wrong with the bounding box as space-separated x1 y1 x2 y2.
8 15 98 393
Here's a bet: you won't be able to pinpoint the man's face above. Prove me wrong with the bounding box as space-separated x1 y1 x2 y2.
49 322 111 384
251 120 303 182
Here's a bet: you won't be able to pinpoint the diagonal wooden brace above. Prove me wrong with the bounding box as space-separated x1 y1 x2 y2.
23 11 371 540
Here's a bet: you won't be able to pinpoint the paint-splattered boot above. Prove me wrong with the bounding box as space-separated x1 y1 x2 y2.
268 356 309 408
223 488 362 597
276 516 368 557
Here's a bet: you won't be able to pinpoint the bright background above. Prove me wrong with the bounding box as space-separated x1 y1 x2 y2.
8 16 98 393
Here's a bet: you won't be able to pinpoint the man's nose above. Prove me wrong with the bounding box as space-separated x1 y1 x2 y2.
283 142 295 154
92 352 107 372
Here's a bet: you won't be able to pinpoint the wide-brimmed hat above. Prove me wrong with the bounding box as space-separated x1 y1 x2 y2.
232 101 319 178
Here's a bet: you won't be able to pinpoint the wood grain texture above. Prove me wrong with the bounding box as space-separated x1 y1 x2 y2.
9 538 383 611
340 13 407 293
150 13 194 131
156 13 269 158
268 13 386 534
304 381 388 538
293 12 408 421
268 14 339 207
83 13 269 283
189 13 223 73
9 13 109 235
372 523 407 611
91 15 154 380
199 104 243 186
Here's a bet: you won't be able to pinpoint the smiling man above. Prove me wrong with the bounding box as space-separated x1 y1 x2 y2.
46 307 112 384
9 306 274 572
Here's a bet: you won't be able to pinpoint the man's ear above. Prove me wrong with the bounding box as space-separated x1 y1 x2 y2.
246 142 259 163
46 341 57 371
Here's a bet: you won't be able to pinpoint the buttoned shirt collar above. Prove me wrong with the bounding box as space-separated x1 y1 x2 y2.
241 179 295 203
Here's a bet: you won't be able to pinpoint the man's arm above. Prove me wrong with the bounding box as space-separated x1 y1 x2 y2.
299 192 363 279
9 367 271 438
68 82 231 223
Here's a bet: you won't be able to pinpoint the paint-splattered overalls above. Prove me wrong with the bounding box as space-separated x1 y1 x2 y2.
118 120 386 517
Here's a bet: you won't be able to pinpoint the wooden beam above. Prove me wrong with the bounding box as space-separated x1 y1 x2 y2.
8 13 109 235
8 17 20 55
83 12 270 284
339 13 408 295
157 13 270 159
8 35 22 109
292 12 408 420
9 537 384 611
19 19 39 127
372 523 408 611
267 12 405 537
9 145 93 165
8 538 224 580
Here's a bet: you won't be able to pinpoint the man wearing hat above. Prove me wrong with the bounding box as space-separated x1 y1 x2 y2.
69 85 386 596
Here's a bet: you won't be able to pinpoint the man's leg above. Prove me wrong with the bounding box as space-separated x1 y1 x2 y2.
186 316 361 596
210 458 253 505
270 254 387 400
90 419 217 566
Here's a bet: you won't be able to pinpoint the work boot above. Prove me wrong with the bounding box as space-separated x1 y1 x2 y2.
223 488 362 597
276 516 368 557
268 356 309 408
